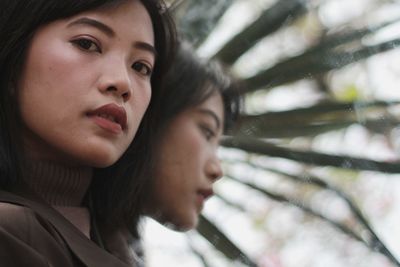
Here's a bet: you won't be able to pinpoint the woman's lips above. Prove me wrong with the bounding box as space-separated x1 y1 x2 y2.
198 189 214 200
196 188 214 210
87 103 127 134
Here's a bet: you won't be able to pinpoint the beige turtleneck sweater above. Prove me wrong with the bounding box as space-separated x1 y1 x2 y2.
22 161 93 238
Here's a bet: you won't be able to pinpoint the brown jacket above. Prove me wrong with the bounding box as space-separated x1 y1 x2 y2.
0 190 136 267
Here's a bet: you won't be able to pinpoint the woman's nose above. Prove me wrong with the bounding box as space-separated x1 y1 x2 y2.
99 60 132 102
207 156 223 182
105 84 131 102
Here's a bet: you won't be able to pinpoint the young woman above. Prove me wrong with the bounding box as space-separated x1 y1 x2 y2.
141 43 240 231
0 0 175 266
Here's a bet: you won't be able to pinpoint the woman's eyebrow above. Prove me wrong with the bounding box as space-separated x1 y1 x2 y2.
198 109 221 130
134 41 157 58
67 17 157 57
67 17 115 37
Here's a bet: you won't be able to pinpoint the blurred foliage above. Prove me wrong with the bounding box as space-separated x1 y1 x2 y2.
170 0 235 46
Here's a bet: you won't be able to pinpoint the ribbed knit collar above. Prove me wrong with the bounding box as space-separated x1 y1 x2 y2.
22 161 92 207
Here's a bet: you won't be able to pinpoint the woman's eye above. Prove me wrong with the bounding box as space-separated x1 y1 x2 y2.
200 125 216 141
132 62 153 77
71 38 100 52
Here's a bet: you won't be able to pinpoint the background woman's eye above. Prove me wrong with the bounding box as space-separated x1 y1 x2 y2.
132 62 152 76
200 125 215 141
72 38 100 52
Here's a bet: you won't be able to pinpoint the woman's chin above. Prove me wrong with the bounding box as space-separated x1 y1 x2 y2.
160 215 198 232
79 148 123 168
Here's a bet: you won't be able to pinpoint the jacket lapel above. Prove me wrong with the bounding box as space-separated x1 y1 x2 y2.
0 190 132 267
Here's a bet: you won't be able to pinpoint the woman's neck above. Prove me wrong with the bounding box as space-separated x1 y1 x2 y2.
21 160 93 237
22 160 92 206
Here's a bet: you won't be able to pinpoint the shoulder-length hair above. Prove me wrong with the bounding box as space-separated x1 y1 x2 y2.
0 0 176 221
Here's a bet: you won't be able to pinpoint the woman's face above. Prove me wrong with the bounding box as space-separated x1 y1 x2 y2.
147 92 225 231
18 0 155 167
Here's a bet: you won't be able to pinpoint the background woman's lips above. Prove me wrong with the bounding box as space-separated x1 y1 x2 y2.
197 188 214 200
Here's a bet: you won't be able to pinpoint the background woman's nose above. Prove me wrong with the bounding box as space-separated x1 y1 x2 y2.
207 157 223 182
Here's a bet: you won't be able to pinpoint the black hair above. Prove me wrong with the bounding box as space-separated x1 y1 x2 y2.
0 0 176 220
153 41 241 134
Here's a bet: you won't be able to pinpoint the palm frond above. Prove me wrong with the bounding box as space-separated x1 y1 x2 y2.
197 215 257 267
222 137 400 173
214 0 308 64
241 38 400 93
